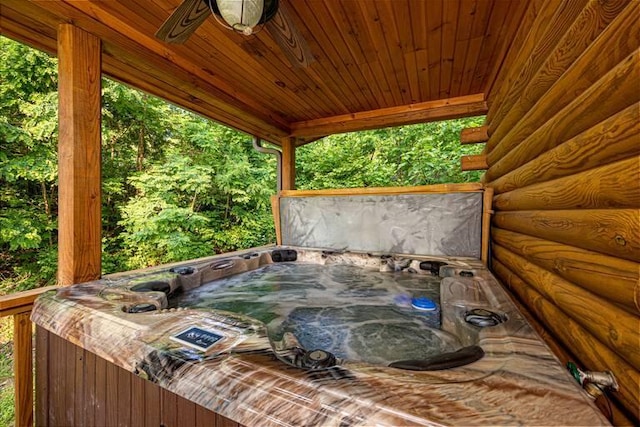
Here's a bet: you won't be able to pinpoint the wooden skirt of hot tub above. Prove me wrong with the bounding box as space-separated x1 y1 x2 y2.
35 326 244 427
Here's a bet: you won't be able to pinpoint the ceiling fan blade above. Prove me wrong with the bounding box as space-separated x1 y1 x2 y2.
156 0 211 44
266 1 314 68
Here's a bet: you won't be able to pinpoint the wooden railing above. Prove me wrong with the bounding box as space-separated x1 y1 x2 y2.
0 286 57 427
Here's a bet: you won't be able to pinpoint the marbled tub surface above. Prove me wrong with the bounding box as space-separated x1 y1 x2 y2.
32 247 609 426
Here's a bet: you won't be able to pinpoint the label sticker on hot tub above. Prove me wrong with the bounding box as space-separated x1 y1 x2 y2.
170 326 224 352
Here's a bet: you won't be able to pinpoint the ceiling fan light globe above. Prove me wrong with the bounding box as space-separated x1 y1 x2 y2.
217 0 263 33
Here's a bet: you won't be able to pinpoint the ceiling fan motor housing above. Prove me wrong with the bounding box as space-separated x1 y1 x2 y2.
205 0 279 27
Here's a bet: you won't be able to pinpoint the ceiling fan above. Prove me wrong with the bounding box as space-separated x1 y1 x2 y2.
155 0 313 67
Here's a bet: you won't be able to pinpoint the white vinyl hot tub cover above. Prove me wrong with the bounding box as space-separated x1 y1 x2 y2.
279 192 483 258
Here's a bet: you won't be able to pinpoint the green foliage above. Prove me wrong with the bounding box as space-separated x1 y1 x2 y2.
1 37 58 293
1 35 486 294
296 117 485 189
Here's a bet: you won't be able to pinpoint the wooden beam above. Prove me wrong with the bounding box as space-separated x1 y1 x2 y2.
0 286 58 315
280 183 484 198
281 138 296 191
491 257 640 420
460 125 489 144
492 227 639 313
57 24 102 286
461 154 488 171
289 94 487 138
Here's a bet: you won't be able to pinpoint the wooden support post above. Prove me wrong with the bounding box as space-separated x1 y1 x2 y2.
14 312 33 427
270 195 282 245
281 137 296 191
57 24 102 286
481 187 493 265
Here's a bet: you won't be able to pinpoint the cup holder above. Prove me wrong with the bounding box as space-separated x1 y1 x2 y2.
211 260 235 270
130 280 171 294
126 303 158 313
464 308 505 327
169 266 195 275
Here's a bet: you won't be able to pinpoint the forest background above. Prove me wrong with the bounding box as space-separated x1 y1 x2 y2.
0 35 483 423
1 35 483 294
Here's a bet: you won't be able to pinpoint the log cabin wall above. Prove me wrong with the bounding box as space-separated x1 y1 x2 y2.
482 1 639 424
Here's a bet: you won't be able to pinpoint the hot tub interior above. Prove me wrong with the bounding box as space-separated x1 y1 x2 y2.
121 248 496 372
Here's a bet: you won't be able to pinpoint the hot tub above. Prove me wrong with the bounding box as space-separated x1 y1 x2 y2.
31 246 608 426
31 185 609 425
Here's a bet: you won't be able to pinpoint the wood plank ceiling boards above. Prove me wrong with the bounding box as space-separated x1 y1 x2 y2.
0 0 522 143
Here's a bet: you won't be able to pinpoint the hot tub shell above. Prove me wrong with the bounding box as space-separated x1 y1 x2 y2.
32 185 609 426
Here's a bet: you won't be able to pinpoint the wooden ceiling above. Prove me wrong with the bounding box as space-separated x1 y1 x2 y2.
1 0 525 145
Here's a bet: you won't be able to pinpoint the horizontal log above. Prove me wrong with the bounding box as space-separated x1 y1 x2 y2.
460 126 489 144
487 0 636 152
492 227 639 312
279 183 484 197
491 245 640 368
493 209 640 262
493 263 576 365
490 102 640 194
289 94 487 138
492 258 640 419
492 156 640 211
486 49 640 182
461 155 488 171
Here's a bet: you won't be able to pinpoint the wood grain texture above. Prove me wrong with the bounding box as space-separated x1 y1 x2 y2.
35 328 240 427
14 313 33 427
491 259 639 422
266 1 314 68
481 187 494 265
74 346 86 426
488 0 636 151
492 156 640 212
289 94 487 138
485 0 566 125
460 125 489 144
280 183 484 197
484 0 540 104
57 24 102 286
486 0 590 135
492 227 639 312
155 0 210 44
0 286 57 314
35 327 48 427
493 209 640 262
0 5 58 55
281 137 296 191
490 102 640 194
461 154 488 171
491 244 640 368
486 49 640 181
